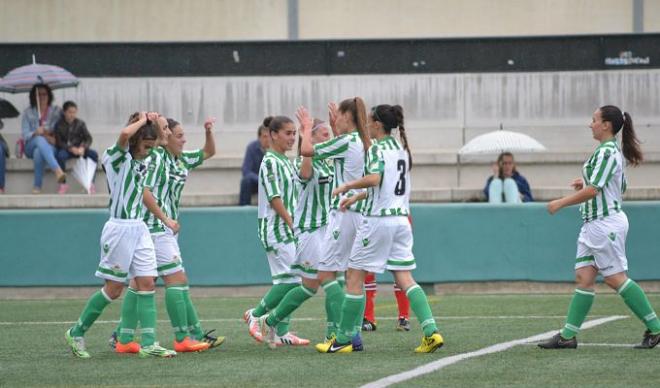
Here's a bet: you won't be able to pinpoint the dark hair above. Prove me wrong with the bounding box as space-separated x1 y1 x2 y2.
257 124 269 137
263 115 293 133
167 118 180 131
29 84 53 108
125 112 159 155
496 151 516 179
62 101 77 111
599 105 643 166
338 97 368 142
371 104 412 168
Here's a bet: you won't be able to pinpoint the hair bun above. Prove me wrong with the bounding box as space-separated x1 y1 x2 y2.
263 116 274 128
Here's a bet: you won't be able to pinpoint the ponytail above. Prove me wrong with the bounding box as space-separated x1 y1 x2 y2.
621 111 643 166
391 105 412 169
599 105 643 166
339 97 370 151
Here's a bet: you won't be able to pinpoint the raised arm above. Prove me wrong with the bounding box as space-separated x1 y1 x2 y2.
118 112 149 149
202 117 216 160
296 106 314 180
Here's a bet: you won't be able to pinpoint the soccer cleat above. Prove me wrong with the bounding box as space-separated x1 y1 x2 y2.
139 343 177 358
362 318 377 331
351 332 364 351
200 329 225 349
115 341 141 354
275 332 310 347
174 337 210 352
396 317 411 332
415 332 444 353
244 309 264 342
634 330 660 349
108 331 118 349
258 315 278 349
316 339 353 353
65 328 91 359
537 333 578 349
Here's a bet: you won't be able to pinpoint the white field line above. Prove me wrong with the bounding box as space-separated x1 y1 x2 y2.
0 314 599 326
521 342 636 348
360 315 627 388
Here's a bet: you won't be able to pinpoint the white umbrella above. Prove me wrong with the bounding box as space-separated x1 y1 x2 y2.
456 130 546 186
71 157 97 194
458 130 546 155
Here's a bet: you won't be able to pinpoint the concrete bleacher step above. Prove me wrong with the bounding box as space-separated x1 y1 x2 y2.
2 187 659 209
3 150 660 196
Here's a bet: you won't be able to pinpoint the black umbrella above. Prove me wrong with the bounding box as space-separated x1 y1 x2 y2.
0 98 19 119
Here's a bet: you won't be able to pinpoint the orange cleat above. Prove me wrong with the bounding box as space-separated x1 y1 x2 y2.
115 341 141 354
174 337 211 353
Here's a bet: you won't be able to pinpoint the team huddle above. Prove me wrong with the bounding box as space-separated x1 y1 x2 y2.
64 99 660 359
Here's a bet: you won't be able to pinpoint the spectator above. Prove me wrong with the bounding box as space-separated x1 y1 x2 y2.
54 101 98 194
239 123 270 205
22 84 65 194
484 152 533 203
0 120 7 194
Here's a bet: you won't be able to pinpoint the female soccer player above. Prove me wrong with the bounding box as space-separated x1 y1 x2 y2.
256 113 334 348
539 106 660 349
244 115 309 346
318 104 444 353
299 98 371 345
65 112 176 358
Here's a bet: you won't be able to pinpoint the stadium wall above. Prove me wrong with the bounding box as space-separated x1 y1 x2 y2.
2 202 660 287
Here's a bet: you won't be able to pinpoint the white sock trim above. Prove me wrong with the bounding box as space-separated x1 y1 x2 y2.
617 279 633 294
322 280 339 290
405 284 422 297
575 288 595 296
345 293 364 300
100 288 113 302
136 290 156 295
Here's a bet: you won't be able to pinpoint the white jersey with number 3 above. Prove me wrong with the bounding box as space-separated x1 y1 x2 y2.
363 136 410 217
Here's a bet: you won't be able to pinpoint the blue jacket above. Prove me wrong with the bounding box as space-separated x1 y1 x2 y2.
241 140 265 182
484 171 534 202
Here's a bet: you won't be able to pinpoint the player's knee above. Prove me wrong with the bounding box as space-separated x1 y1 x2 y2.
103 282 124 300
574 273 595 288
134 276 156 291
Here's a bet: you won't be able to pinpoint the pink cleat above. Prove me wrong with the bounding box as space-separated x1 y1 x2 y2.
58 183 69 194
244 309 264 342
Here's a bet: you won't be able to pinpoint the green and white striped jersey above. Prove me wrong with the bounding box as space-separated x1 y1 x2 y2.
143 148 205 233
580 139 626 222
313 131 365 212
102 144 150 220
363 136 411 217
258 150 297 249
293 156 334 234
167 149 204 221
143 147 170 233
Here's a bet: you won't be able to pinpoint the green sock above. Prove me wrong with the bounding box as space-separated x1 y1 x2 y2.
166 285 189 342
253 283 299 317
618 279 660 334
354 290 366 333
406 284 438 337
322 280 345 338
118 288 138 344
137 290 157 346
266 285 316 327
560 288 595 339
276 316 291 336
70 289 112 337
336 293 364 344
181 287 203 339
336 273 346 289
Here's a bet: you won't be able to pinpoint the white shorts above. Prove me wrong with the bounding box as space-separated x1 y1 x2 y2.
266 241 301 285
318 210 363 272
152 227 184 277
95 218 157 282
575 211 628 278
292 225 327 279
348 216 416 274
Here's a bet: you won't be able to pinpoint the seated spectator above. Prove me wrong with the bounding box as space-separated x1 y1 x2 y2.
239 123 270 205
22 84 65 194
54 101 98 194
484 152 533 203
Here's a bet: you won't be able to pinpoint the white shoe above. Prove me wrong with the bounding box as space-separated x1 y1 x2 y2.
244 309 263 342
274 332 310 347
259 315 277 349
